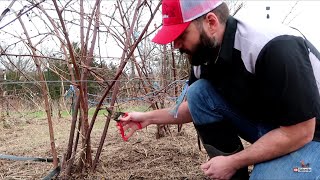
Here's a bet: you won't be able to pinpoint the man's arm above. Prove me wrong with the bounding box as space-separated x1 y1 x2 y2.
144 101 193 125
120 101 193 139
201 117 315 179
231 117 315 168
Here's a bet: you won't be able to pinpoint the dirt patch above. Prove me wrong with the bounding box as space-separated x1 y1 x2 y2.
94 125 210 180
0 117 212 179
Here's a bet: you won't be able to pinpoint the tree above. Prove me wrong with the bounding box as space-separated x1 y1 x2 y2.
0 0 246 177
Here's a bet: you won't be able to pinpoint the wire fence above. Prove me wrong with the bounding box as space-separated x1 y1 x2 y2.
0 79 188 117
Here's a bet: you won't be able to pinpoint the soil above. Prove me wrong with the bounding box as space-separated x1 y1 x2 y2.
0 116 211 180
0 115 251 179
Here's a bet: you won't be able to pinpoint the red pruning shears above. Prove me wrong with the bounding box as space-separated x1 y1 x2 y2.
106 108 142 141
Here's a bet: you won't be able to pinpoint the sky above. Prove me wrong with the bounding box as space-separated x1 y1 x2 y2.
0 1 320 59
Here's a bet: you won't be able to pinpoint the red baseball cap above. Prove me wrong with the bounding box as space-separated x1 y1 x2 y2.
152 0 223 45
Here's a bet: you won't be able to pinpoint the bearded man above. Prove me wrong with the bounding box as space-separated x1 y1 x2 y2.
119 0 320 179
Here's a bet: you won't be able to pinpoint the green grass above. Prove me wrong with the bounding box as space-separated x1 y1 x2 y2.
60 110 71 117
89 108 107 116
59 108 108 118
16 105 149 120
23 110 47 119
123 105 150 112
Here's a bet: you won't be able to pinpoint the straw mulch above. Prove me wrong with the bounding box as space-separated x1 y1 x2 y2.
0 117 212 179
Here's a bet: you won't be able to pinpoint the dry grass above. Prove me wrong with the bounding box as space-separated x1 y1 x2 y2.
0 112 252 180
0 115 211 179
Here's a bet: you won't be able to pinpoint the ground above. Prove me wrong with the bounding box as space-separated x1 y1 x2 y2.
0 115 212 179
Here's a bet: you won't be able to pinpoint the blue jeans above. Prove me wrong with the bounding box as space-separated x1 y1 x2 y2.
187 79 320 180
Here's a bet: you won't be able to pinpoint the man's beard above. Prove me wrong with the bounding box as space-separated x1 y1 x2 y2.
180 31 220 66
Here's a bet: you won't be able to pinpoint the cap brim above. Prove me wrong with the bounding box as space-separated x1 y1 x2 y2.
152 22 191 45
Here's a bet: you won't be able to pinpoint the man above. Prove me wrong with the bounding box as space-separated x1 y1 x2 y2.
119 0 320 179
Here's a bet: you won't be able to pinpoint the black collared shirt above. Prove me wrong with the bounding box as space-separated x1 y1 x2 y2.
189 16 320 141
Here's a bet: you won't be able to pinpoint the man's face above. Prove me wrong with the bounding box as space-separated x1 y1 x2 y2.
174 22 220 66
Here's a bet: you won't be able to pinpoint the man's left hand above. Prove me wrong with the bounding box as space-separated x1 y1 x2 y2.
201 155 238 180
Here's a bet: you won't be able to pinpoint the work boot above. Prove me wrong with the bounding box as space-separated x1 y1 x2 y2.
195 121 249 180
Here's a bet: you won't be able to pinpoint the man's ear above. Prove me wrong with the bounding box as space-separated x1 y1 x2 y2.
204 12 220 35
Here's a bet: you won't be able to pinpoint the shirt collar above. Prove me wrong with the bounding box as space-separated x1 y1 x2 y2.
219 16 238 62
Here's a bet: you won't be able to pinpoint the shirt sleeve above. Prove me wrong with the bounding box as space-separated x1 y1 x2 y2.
255 35 320 126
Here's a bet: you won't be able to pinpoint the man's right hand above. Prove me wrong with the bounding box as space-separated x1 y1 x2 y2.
118 112 150 140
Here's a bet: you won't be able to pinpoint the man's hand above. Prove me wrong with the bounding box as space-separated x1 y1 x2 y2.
118 112 150 140
117 103 193 140
201 155 238 180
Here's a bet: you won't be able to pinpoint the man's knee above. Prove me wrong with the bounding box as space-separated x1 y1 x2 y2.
187 79 227 125
187 79 210 102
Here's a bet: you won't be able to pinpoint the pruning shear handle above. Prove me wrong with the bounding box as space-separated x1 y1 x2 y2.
116 112 142 141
